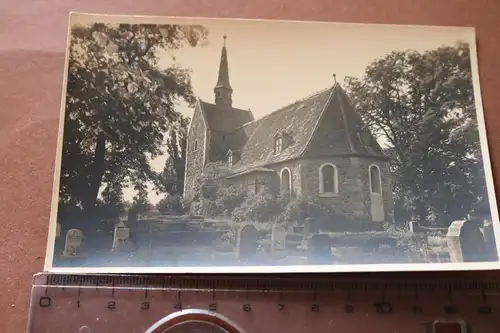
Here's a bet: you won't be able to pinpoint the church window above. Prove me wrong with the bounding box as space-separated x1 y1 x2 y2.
274 137 283 154
254 177 260 194
228 152 233 165
319 163 338 196
280 168 292 194
194 140 198 151
369 164 382 194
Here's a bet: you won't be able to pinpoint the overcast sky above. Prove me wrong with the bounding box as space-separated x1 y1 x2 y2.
71 16 475 204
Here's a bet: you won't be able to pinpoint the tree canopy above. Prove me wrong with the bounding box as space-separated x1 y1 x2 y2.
155 114 189 196
344 42 489 225
58 22 207 223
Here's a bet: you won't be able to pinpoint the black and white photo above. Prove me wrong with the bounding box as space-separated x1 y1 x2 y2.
45 13 500 273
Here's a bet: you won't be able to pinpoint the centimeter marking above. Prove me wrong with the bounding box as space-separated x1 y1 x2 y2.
30 273 500 333
39 274 500 294
34 284 498 318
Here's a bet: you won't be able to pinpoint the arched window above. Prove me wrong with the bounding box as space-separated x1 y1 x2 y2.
280 168 292 193
194 140 198 151
369 164 382 194
319 163 338 195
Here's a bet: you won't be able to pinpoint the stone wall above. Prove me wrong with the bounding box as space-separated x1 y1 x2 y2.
226 156 393 224
227 172 280 195
184 107 208 200
300 156 393 223
208 130 229 162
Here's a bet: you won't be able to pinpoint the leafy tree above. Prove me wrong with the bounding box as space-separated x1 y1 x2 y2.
157 194 186 215
231 189 284 223
59 23 208 221
155 115 189 196
345 42 488 225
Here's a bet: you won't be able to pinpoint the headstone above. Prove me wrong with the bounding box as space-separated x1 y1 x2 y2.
482 220 498 261
236 224 259 260
112 222 131 252
56 222 61 239
61 229 85 259
408 221 417 233
447 219 487 263
271 226 287 252
307 234 332 264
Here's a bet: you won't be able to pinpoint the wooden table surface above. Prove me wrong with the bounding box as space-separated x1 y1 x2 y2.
1 0 500 332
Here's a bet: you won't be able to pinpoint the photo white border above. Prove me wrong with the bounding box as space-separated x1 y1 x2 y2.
44 12 500 273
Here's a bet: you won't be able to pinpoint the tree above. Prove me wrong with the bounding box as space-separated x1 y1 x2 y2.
155 115 189 196
344 42 488 225
157 194 186 215
59 23 208 221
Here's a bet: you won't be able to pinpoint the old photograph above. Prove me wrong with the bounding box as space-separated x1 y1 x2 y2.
45 13 500 273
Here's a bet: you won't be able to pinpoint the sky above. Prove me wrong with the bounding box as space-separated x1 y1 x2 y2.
71 16 476 204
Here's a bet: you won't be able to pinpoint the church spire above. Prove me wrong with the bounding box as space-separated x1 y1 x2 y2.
214 35 233 108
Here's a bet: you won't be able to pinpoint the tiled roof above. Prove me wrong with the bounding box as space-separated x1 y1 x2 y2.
198 100 254 132
226 84 389 174
197 84 389 176
228 87 334 173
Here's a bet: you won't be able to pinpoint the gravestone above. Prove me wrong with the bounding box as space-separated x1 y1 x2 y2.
112 222 131 252
482 220 498 261
61 229 85 259
271 225 287 252
236 224 259 260
447 219 487 263
307 234 332 264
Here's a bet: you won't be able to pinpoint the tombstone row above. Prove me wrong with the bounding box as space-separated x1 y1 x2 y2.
409 218 498 263
59 222 132 259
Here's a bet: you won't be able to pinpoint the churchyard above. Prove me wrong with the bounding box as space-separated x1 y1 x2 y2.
53 211 498 268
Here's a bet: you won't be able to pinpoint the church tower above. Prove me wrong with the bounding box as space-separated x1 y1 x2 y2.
214 35 233 108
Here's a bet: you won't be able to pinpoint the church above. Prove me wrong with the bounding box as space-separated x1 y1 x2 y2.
184 36 394 223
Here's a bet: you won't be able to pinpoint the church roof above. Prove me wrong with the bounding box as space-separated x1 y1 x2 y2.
198 100 254 132
224 83 389 174
214 35 232 92
194 35 388 177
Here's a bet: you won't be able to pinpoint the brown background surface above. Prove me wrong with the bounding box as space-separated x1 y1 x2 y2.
1 0 500 332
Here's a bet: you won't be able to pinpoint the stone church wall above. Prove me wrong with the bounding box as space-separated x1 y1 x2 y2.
227 172 280 195
208 131 228 162
299 156 393 223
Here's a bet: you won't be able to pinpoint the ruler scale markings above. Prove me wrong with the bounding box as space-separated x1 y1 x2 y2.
28 278 500 332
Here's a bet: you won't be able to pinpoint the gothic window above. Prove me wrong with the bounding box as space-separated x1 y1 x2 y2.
319 163 338 195
194 140 198 151
228 152 233 165
254 177 260 194
280 168 291 194
369 164 382 194
274 137 283 154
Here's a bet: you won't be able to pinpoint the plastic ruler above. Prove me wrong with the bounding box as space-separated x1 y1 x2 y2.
27 272 500 333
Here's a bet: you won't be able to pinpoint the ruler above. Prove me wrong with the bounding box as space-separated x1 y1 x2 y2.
28 273 500 333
